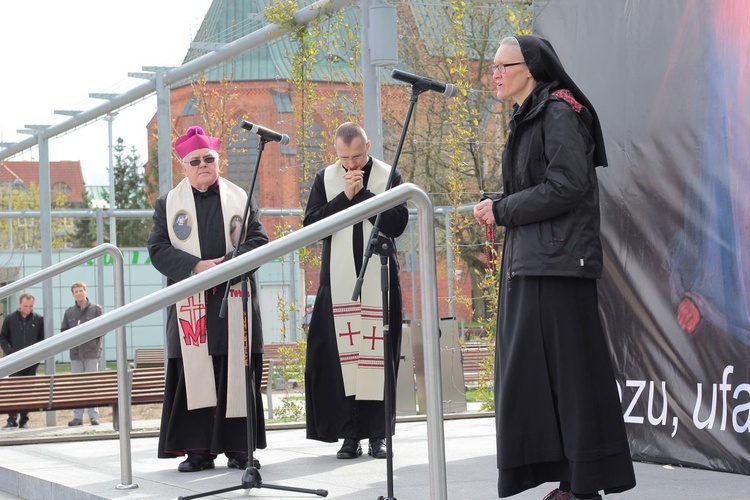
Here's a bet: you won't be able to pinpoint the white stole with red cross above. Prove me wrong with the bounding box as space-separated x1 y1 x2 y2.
166 177 249 417
324 159 390 400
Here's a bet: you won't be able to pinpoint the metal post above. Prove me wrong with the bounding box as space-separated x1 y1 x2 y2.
7 179 25 250
105 114 117 244
413 191 448 500
97 208 107 371
289 250 299 341
7 188 12 251
111 249 134 490
156 68 173 197
409 215 418 321
155 68 173 353
37 132 56 426
361 0 384 159
445 209 454 318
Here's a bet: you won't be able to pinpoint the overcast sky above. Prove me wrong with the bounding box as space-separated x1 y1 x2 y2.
0 0 214 186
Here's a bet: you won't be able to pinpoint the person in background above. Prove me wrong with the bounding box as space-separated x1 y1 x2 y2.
473 35 636 499
61 281 104 426
301 304 313 333
0 293 44 430
148 125 269 473
303 122 408 460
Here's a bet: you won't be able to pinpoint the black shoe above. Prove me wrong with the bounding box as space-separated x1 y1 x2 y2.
544 490 602 500
90 419 100 426
2 421 18 430
68 418 83 427
227 456 261 470
544 489 573 500
336 438 362 459
18 421 29 429
368 438 387 459
177 455 215 473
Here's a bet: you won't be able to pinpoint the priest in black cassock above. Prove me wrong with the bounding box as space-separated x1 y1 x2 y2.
303 122 408 460
148 125 269 473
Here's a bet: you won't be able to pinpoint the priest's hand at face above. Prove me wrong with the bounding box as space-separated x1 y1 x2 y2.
344 169 365 200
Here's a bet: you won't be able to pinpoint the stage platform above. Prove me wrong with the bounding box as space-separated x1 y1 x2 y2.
1 415 748 499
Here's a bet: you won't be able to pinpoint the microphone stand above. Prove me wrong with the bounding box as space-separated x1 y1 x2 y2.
179 137 327 500
352 84 428 500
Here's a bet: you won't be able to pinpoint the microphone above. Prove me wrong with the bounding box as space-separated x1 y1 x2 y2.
390 69 457 97
240 120 291 145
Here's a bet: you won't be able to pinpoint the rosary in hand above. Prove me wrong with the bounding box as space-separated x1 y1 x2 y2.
484 223 496 274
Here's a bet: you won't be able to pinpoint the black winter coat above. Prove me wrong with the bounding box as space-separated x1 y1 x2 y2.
491 81 603 279
0 310 44 356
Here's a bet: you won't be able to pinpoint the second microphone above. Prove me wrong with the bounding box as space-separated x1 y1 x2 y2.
240 120 291 145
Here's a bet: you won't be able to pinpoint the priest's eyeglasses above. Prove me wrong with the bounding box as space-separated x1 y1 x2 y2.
338 153 368 163
185 155 217 167
491 62 525 74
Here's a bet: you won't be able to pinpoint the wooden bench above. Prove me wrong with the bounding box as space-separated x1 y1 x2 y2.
0 354 278 425
132 347 268 397
461 343 494 389
0 367 165 430
133 348 270 388
133 348 165 368
260 359 274 420
263 341 305 390
263 342 298 363
131 347 278 419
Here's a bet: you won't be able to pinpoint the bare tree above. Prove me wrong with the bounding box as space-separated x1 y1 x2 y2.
382 1 532 324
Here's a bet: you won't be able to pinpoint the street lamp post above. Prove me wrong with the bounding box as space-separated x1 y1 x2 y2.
90 94 118 244
104 113 117 244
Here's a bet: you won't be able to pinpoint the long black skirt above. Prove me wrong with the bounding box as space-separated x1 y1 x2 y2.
158 353 267 459
495 274 636 497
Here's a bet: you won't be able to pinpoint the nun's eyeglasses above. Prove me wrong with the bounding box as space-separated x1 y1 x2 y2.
492 62 525 74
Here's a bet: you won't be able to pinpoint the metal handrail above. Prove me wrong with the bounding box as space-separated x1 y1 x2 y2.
0 243 134 488
0 243 121 300
0 183 447 499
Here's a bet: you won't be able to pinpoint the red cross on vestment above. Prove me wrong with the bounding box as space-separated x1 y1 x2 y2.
179 295 207 347
339 321 360 346
363 325 383 350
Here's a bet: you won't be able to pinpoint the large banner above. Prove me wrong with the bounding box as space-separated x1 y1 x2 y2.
534 0 750 473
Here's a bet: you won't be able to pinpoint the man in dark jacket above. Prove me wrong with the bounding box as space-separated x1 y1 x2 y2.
60 281 103 426
0 293 44 429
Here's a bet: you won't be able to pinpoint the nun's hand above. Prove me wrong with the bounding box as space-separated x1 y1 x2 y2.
473 199 496 226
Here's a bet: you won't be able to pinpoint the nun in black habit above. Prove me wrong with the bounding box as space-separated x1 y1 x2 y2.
473 35 637 499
